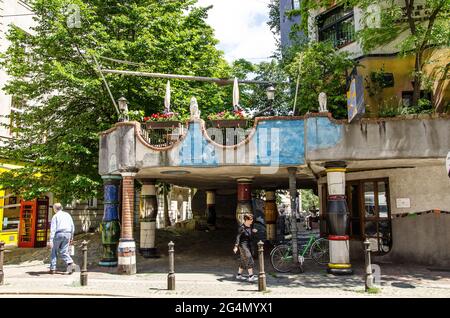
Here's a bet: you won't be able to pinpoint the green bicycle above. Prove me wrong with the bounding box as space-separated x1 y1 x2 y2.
270 234 329 273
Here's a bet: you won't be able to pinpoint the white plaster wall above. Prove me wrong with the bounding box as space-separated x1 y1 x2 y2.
0 1 35 139
318 163 450 214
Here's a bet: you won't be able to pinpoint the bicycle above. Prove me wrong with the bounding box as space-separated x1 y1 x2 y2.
270 234 329 273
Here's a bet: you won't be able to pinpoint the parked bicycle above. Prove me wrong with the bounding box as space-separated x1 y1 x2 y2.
270 234 329 273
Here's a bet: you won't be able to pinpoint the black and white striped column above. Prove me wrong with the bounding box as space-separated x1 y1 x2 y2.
325 161 353 275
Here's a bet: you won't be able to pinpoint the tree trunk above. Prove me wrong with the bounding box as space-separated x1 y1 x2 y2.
163 186 171 227
412 51 422 107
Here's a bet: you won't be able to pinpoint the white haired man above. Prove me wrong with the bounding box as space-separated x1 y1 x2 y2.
48 203 76 274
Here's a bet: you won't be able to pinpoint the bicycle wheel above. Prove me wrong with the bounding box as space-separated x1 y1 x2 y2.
270 244 295 273
310 238 329 265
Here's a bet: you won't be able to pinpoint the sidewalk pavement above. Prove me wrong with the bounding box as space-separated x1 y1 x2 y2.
1 261 450 298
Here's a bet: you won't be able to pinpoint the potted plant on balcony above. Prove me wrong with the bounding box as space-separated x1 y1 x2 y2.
207 110 248 128
144 112 183 129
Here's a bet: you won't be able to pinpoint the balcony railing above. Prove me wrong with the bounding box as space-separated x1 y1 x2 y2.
139 120 254 148
140 121 185 148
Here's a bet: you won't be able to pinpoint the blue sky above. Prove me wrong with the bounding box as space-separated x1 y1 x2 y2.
195 0 277 63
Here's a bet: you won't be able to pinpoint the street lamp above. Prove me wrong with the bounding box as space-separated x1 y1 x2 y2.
118 96 128 122
265 85 275 116
266 85 275 101
252 85 276 118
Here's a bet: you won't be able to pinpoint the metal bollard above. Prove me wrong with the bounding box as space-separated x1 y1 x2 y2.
168 241 175 290
80 240 88 286
0 241 4 285
257 241 267 292
364 239 374 291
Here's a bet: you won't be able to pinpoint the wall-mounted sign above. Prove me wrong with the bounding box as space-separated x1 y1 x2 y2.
396 198 411 209
347 75 365 123
446 151 450 178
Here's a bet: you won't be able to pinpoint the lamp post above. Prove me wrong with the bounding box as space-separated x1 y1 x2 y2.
266 85 275 102
118 96 129 122
253 85 276 118
266 85 275 116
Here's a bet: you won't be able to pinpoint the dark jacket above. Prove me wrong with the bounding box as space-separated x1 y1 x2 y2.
235 224 253 247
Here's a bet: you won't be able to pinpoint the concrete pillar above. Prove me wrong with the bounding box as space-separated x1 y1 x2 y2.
288 167 298 264
325 161 353 275
118 172 137 275
206 190 216 230
139 179 159 258
99 175 122 267
236 178 253 224
264 190 278 241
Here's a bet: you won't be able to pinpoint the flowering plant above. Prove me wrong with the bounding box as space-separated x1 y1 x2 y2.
144 112 181 122
207 110 247 121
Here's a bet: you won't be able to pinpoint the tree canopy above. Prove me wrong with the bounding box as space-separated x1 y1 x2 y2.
0 0 238 202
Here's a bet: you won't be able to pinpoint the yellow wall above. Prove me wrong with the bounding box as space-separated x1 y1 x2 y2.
358 48 450 115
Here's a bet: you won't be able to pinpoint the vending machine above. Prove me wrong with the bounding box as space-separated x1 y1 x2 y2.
18 197 50 248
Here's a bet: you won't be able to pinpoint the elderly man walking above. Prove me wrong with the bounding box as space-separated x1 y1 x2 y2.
48 203 76 274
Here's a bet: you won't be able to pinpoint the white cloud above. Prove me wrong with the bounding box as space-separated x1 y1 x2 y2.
195 0 276 63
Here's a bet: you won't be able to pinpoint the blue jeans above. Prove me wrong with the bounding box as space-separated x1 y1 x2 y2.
50 233 73 270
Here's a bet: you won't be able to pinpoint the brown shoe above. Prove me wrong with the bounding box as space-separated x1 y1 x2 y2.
49 269 56 274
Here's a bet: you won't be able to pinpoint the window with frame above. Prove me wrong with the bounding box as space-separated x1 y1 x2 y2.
317 5 355 48
321 178 392 254
292 0 300 10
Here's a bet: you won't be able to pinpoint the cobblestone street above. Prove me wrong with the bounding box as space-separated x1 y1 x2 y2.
1 224 449 298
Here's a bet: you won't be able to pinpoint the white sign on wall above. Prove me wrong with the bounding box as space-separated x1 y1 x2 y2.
396 198 411 209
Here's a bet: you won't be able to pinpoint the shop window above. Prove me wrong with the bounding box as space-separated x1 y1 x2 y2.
317 5 355 48
1 193 21 232
361 179 392 253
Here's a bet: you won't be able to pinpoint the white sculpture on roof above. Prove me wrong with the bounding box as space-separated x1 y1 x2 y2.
318 92 328 113
190 97 201 120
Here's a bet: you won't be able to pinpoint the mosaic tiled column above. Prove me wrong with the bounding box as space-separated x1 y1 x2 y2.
264 190 278 241
99 175 122 267
118 172 137 275
206 190 216 230
325 161 353 275
236 179 253 224
139 179 159 258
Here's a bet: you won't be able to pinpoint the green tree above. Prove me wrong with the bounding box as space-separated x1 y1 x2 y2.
285 42 356 118
300 189 319 212
249 60 291 116
301 0 450 111
0 0 231 202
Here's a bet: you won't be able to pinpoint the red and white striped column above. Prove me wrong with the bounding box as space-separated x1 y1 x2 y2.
325 161 353 275
118 172 137 275
236 178 253 224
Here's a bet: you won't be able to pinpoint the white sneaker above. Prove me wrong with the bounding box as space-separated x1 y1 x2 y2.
247 275 258 282
236 274 246 280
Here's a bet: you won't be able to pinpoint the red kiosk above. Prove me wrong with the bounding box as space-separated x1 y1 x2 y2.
18 197 50 248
